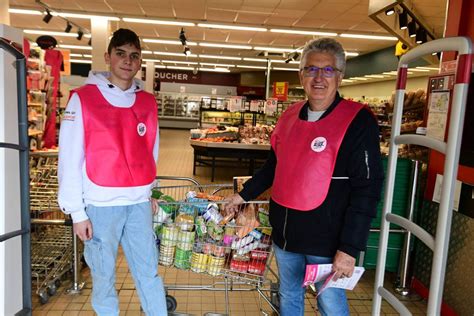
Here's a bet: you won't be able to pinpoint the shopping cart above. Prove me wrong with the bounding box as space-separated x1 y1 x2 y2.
153 176 280 315
29 152 81 304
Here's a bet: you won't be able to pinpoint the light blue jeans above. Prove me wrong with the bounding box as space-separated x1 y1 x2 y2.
273 244 350 316
84 202 167 316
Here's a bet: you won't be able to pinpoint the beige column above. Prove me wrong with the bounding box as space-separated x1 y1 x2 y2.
0 0 10 25
145 61 155 93
90 17 109 71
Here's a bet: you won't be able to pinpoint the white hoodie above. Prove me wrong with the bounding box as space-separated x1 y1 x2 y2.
58 71 159 223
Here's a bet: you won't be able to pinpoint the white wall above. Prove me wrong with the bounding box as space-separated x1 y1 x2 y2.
339 75 430 99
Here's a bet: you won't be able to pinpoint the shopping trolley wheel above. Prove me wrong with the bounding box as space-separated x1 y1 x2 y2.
54 278 61 288
166 294 177 312
38 290 49 304
47 283 57 296
270 282 280 310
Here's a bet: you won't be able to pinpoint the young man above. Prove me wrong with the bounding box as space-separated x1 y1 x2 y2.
58 28 167 315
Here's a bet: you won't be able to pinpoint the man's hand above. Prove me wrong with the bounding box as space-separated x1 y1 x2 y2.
73 219 93 241
150 199 158 215
332 250 356 280
222 194 245 224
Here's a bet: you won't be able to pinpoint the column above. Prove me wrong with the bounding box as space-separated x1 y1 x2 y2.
90 17 110 71
0 0 9 25
145 61 155 93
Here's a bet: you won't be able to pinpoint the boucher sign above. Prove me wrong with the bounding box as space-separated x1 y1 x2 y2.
154 70 200 83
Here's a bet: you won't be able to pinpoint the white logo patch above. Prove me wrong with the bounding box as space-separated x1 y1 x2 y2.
311 137 327 152
137 123 147 136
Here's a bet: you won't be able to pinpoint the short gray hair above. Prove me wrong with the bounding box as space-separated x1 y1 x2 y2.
299 38 346 74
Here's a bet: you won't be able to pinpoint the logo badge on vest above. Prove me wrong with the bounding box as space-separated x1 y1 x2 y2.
137 123 147 136
311 137 327 152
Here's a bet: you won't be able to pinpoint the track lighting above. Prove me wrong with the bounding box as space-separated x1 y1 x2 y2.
285 51 300 63
407 20 417 38
64 22 72 33
43 9 52 23
183 46 191 56
179 28 187 46
385 8 395 16
398 10 408 30
415 28 427 44
88 38 92 46
77 29 84 40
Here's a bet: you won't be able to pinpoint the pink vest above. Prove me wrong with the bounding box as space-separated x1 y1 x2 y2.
271 100 363 210
75 85 157 187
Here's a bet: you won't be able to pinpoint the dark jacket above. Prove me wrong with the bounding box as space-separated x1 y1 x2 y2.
240 94 384 258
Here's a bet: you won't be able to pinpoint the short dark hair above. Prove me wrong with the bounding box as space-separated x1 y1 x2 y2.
107 28 141 54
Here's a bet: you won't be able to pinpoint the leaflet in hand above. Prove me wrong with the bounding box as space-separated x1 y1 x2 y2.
303 264 365 296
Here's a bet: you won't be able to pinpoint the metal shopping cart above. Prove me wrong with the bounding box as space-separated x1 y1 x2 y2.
153 176 280 315
29 152 83 304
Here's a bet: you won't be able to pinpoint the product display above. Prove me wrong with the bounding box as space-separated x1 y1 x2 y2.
152 188 272 279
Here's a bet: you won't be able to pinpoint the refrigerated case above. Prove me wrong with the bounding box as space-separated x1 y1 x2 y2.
156 92 200 129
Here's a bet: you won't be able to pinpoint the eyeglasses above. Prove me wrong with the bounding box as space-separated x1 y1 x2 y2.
301 66 341 78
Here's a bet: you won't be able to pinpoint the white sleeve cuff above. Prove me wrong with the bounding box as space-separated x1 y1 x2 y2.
70 210 89 223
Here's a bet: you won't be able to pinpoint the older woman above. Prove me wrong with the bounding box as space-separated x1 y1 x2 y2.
226 38 384 315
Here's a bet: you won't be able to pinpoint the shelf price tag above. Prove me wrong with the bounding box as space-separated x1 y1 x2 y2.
265 98 278 116
228 96 243 112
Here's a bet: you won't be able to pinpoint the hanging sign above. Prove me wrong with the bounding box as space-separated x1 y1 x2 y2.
228 96 243 112
265 98 278 116
272 82 289 101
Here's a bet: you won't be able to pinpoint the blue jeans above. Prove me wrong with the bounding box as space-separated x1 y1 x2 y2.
84 202 167 316
273 244 349 316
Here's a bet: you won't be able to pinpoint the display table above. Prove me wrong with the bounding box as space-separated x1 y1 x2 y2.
190 139 271 181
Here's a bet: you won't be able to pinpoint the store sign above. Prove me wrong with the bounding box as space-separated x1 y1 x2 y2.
272 82 289 101
440 60 457 74
228 96 243 112
265 98 278 115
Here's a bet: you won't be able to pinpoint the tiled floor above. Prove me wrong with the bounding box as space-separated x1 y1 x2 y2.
32 129 428 315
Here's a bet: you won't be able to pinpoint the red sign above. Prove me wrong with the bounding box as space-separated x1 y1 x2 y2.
272 82 289 101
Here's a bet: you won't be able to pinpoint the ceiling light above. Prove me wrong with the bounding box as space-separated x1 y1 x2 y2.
142 58 161 62
270 29 337 36
64 22 72 33
166 66 195 70
408 68 430 72
253 46 298 53
345 52 360 57
199 42 253 50
398 10 408 30
43 10 53 23
70 59 92 64
58 44 92 50
161 60 198 65
143 39 197 46
272 67 299 71
69 53 83 57
141 50 153 54
342 79 354 83
183 46 192 56
8 8 42 15
52 12 119 21
154 51 197 57
385 8 395 16
122 17 195 26
339 34 398 41
154 65 167 69
199 54 242 60
364 74 385 78
77 29 84 40
83 54 92 58
236 65 267 70
408 21 417 38
349 77 369 81
23 29 89 38
416 28 428 44
197 23 267 32
243 58 268 62
199 67 231 73
275 59 299 64
200 62 235 67
382 72 397 75
416 66 439 70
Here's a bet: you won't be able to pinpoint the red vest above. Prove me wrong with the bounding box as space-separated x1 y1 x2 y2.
75 85 157 187
271 100 363 210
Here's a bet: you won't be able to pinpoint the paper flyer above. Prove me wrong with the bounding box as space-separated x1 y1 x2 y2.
303 264 365 296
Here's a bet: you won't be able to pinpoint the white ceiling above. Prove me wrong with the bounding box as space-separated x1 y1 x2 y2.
8 0 448 71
